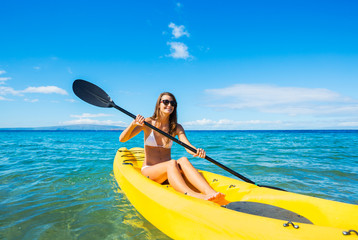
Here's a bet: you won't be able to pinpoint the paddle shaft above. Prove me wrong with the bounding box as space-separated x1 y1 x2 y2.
72 79 284 190
112 103 256 184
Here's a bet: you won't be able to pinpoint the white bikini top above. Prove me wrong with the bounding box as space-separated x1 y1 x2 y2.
144 130 173 149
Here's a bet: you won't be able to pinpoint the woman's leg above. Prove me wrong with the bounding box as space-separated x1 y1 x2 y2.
177 157 216 195
141 161 170 184
142 160 209 199
177 157 227 203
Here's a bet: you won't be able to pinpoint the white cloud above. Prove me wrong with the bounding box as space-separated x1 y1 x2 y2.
0 96 12 101
1 85 68 100
182 118 358 130
62 118 127 126
184 118 281 127
24 98 39 103
338 122 358 127
207 84 342 105
70 113 112 118
22 86 68 95
205 84 358 116
168 22 189 38
0 86 21 96
63 112 126 126
167 42 190 59
0 70 11 84
0 77 12 84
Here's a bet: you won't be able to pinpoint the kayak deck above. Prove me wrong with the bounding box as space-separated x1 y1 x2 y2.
114 147 358 240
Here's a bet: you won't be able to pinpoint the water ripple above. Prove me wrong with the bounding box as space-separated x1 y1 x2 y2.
1 130 358 239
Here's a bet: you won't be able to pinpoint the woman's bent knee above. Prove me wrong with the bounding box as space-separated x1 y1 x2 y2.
168 159 178 168
177 157 190 165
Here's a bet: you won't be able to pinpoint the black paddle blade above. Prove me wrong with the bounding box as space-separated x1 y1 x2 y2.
72 79 114 108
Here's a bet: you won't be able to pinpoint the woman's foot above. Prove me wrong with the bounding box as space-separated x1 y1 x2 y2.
186 191 229 205
205 192 228 205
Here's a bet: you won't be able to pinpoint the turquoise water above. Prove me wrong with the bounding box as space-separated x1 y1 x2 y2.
1 130 358 239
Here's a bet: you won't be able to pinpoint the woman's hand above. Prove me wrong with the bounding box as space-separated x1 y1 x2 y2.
133 114 145 127
193 148 206 159
119 114 145 142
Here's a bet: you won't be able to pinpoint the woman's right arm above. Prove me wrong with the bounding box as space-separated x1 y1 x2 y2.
119 115 145 142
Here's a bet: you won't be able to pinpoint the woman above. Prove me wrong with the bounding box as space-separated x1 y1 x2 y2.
119 92 225 203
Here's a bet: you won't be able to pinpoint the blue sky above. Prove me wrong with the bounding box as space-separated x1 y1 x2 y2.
1 0 358 129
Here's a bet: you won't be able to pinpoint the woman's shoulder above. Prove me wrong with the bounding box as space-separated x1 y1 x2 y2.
176 123 185 133
145 117 154 123
143 117 156 130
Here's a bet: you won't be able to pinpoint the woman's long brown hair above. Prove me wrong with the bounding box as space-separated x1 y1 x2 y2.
151 92 178 144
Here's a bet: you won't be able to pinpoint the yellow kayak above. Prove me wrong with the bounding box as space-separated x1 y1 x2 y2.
113 147 358 240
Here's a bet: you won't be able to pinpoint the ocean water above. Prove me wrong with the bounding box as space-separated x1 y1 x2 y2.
1 130 357 240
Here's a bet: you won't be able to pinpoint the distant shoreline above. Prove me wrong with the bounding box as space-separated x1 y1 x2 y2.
0 124 357 132
1 129 357 133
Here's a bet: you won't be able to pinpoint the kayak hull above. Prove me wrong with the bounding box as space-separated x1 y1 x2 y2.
113 147 358 240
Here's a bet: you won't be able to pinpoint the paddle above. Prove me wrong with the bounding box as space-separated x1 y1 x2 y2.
72 79 285 191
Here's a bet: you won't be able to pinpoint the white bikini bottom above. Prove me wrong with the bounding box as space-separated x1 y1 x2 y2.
141 165 151 171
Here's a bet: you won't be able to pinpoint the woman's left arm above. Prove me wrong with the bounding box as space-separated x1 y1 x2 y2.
176 124 206 159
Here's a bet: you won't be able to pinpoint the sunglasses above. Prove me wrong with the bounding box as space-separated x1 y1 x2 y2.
161 99 177 106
